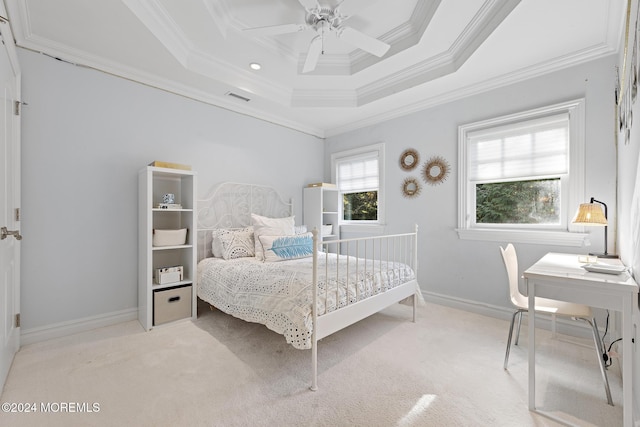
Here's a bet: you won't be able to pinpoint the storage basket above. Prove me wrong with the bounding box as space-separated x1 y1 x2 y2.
153 228 187 246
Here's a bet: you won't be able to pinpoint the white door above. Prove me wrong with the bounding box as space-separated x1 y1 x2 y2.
0 10 21 391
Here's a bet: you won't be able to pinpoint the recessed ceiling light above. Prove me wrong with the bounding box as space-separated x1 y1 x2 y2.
249 62 261 70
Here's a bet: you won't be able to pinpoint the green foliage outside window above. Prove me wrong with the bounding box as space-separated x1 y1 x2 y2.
343 191 378 221
476 178 560 224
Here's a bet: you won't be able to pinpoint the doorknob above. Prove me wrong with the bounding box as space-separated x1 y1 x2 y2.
1 226 22 240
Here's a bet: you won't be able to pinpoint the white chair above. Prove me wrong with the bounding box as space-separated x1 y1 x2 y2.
500 244 613 406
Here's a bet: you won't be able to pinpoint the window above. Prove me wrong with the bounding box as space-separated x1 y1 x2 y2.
476 178 561 225
457 99 587 246
332 143 385 225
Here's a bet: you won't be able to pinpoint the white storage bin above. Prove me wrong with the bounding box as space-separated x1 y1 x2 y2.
153 228 187 246
154 266 184 285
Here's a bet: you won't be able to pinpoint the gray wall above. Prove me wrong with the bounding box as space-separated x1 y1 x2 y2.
19 49 323 331
618 77 640 278
326 55 618 311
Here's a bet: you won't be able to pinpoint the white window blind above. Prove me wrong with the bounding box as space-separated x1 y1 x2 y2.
468 113 569 182
336 153 379 193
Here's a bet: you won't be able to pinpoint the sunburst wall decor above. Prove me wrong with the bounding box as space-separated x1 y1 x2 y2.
422 156 450 185
401 177 421 198
399 148 419 171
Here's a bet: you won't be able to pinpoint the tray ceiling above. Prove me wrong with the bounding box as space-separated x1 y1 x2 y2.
3 0 625 137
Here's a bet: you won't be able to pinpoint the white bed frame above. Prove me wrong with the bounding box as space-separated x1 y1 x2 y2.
197 182 419 390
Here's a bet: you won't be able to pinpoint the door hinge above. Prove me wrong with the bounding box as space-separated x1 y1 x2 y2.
14 100 19 116
15 313 20 328
15 208 20 221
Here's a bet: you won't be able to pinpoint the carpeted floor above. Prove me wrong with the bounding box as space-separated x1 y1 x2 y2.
0 300 623 426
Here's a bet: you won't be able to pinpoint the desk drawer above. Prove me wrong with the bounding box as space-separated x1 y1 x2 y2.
153 285 192 326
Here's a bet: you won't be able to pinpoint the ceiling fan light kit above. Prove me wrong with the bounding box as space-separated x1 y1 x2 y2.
243 0 390 73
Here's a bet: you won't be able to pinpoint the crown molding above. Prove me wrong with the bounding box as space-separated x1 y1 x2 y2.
297 53 352 75
200 0 438 77
11 22 619 140
118 0 520 108
324 42 617 137
212 0 302 63
4 0 32 41
185 49 293 106
291 89 357 107
291 0 521 107
202 0 231 38
122 0 191 66
14 30 324 138
6 0 622 140
349 0 441 74
451 0 521 63
123 0 293 106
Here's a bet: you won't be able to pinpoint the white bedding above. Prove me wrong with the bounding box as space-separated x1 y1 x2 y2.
197 254 416 349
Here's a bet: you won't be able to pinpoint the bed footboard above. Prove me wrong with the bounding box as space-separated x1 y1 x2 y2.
310 225 419 391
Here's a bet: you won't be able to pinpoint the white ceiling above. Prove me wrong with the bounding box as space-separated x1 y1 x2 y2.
3 0 625 138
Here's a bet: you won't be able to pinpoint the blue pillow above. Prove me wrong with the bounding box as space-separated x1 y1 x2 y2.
259 232 313 262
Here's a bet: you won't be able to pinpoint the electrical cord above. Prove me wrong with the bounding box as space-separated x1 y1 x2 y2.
600 310 610 365
600 310 622 368
605 338 623 368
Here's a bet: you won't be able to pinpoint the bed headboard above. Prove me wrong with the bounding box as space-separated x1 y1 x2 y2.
197 182 293 261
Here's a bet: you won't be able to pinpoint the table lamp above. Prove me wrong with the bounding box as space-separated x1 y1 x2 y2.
572 197 618 258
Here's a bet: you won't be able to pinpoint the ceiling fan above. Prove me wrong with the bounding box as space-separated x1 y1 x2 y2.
243 0 390 73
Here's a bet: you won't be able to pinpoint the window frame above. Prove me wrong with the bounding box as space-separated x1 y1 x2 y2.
331 143 385 230
457 99 588 246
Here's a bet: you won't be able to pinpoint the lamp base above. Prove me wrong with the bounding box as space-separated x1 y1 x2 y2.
589 252 619 259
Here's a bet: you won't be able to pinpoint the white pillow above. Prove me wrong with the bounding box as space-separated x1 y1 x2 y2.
211 227 253 258
211 229 223 258
251 213 295 261
259 233 313 262
218 229 254 259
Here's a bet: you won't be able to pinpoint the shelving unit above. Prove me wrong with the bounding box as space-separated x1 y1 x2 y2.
138 166 197 331
303 185 340 246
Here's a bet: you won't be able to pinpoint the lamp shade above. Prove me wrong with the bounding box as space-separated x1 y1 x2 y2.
572 203 607 225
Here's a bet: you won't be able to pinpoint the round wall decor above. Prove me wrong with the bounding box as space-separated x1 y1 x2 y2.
401 177 421 198
399 149 419 171
422 156 450 185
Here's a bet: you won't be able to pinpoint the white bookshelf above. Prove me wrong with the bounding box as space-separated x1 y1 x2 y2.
303 185 339 244
138 166 197 331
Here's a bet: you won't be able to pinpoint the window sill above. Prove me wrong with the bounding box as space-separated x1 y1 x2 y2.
456 228 588 246
340 224 386 235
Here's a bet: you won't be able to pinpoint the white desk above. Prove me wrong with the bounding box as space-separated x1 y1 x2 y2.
524 253 638 427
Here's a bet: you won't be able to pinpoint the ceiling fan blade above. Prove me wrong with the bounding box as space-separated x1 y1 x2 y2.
297 0 318 10
337 27 390 57
243 23 306 37
302 35 323 73
336 0 380 17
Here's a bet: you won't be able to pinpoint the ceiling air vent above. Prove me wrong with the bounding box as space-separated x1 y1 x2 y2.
225 91 251 102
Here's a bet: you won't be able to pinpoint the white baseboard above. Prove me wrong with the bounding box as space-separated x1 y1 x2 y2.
422 290 595 339
20 308 138 346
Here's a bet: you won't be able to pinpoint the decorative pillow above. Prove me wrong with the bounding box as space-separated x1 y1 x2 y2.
211 227 253 258
211 229 224 258
219 228 255 260
259 233 313 262
294 225 308 234
251 214 295 261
